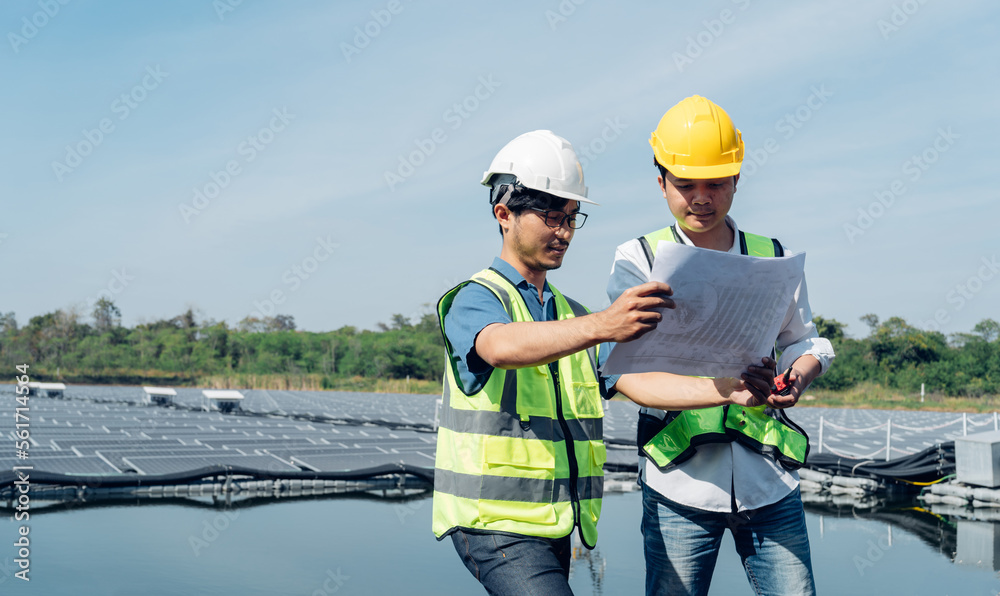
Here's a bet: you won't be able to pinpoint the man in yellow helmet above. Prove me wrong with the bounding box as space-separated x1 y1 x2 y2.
606 97 835 596
434 129 781 595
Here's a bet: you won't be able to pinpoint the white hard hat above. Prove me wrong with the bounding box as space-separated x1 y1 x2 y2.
481 130 597 205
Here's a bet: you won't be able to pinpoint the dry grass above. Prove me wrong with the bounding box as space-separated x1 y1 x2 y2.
799 382 1000 413
196 373 441 394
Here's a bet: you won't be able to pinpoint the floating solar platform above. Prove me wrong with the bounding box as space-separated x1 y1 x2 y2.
121 453 297 476
291 451 436 472
4 383 987 510
0 454 121 475
143 386 177 406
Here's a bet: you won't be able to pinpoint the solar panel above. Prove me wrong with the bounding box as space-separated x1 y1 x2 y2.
291 451 435 472
55 439 189 454
122 454 299 475
0 455 121 475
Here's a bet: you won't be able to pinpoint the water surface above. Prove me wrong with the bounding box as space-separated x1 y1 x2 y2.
5 490 1000 595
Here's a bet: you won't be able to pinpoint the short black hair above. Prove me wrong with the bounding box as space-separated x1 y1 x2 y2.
655 155 669 179
506 186 568 214
492 184 570 236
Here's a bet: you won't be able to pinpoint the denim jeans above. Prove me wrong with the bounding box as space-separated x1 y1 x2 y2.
641 483 816 596
451 529 575 596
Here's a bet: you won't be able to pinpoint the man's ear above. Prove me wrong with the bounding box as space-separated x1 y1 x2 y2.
495 203 514 234
733 173 740 192
657 175 667 198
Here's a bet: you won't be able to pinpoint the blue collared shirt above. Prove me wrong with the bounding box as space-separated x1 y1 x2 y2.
442 257 615 395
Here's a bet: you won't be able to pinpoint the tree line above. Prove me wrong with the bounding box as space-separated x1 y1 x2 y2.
810 315 999 397
0 298 997 397
0 298 443 387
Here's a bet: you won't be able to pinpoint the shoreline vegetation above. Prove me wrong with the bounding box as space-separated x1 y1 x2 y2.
3 374 998 414
1 301 998 412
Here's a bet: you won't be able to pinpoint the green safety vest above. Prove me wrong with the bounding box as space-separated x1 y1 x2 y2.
432 268 607 548
636 225 810 471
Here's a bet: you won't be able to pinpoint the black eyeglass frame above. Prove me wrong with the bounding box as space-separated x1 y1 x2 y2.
525 207 588 230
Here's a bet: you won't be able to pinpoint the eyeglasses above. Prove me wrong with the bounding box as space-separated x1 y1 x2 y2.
526 208 588 230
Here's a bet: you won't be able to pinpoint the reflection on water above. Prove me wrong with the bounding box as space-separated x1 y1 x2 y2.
5 490 1000 595
570 537 608 596
805 490 1000 578
804 492 959 566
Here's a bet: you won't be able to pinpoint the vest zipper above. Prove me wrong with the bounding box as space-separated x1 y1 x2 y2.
550 361 583 542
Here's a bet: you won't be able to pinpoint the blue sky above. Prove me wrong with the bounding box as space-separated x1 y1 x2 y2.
2 0 997 339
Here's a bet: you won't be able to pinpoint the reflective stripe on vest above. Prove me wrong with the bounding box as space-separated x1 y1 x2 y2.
636 226 809 471
432 268 606 547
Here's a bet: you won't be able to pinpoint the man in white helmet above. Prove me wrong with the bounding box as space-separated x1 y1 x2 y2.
606 96 835 596
433 130 781 595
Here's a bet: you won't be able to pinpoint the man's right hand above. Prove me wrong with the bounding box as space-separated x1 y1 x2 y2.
596 281 675 343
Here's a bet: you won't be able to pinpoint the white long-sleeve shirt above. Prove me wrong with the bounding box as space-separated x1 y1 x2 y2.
607 216 835 512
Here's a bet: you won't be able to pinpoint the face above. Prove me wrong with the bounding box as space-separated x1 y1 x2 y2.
659 170 739 237
499 200 579 274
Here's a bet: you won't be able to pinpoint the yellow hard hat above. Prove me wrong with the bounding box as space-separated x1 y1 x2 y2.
649 95 744 179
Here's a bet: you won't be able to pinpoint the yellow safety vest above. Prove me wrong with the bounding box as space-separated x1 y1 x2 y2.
636 225 810 471
432 267 606 548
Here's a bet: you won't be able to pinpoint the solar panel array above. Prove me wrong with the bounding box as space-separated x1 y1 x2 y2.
0 388 441 479
2 385 983 484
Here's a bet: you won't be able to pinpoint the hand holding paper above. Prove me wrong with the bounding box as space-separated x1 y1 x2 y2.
602 241 805 378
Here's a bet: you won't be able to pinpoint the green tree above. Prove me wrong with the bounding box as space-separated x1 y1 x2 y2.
812 315 846 341
859 313 880 336
973 319 1000 343
92 298 121 332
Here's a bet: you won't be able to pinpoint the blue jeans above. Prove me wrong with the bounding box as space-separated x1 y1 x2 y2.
451 529 575 596
641 483 816 596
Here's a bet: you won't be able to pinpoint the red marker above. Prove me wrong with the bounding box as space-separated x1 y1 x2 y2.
771 368 793 396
